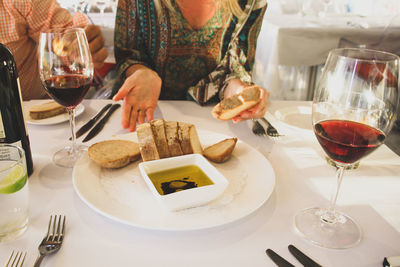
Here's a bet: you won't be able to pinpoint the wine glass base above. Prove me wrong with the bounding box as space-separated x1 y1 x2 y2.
53 145 87 168
295 207 362 249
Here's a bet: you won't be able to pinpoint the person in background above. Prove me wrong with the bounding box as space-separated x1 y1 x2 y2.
113 0 269 131
0 0 108 100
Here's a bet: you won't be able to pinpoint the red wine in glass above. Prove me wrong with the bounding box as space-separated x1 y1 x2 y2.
314 120 386 164
44 74 92 108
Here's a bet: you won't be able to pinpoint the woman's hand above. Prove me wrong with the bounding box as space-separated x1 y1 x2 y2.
232 88 269 123
224 79 269 123
112 65 162 131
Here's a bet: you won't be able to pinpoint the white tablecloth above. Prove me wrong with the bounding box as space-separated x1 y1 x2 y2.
253 14 400 99
1 100 399 266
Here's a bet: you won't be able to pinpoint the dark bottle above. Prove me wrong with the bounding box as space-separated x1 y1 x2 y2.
0 43 33 176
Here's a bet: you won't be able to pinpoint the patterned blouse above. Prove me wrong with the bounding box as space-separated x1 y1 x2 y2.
114 0 267 104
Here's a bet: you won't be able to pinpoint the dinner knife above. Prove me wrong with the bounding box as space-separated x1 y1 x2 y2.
266 249 295 267
288 245 322 267
82 103 121 142
73 103 112 139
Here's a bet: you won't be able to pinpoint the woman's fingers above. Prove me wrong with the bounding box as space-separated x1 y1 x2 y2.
129 108 139 132
92 48 108 69
145 108 154 123
233 88 269 122
137 110 146 124
122 100 133 129
113 82 132 101
84 25 107 69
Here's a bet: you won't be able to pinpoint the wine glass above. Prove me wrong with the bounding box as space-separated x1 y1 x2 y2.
319 0 333 17
295 48 399 249
38 28 93 168
96 0 108 25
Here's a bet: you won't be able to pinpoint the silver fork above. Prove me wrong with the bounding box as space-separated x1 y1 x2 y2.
252 118 282 138
33 215 66 267
5 251 26 267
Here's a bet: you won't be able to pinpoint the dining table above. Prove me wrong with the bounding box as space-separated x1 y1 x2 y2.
1 99 400 267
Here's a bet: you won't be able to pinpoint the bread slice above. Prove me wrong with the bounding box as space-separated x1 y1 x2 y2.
188 124 202 154
88 140 140 168
203 138 238 163
150 119 170 159
212 86 261 120
178 122 193 155
137 123 160 161
29 101 67 120
165 121 184 157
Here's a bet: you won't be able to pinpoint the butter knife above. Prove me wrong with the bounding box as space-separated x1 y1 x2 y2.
266 249 295 267
73 103 112 139
82 103 121 142
288 245 322 267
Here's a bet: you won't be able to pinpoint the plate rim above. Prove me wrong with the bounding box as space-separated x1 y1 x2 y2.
72 129 276 231
25 102 85 126
273 105 312 131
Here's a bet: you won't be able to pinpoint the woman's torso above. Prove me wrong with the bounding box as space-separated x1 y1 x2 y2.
162 0 231 99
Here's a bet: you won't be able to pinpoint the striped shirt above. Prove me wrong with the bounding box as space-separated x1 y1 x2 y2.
0 0 88 100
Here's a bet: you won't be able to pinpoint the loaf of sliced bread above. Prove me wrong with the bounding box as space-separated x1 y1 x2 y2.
137 123 160 161
29 101 67 120
212 86 261 120
203 138 237 163
150 119 170 159
165 121 184 157
88 140 141 168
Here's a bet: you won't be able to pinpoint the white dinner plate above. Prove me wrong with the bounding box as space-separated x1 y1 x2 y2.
25 101 85 126
72 130 276 231
274 105 312 130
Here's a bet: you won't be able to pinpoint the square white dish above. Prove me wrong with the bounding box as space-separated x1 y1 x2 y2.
138 154 229 211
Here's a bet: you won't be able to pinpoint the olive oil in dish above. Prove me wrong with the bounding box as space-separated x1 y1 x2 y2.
148 165 214 195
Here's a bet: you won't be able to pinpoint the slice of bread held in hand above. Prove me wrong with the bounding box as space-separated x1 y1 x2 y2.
203 138 238 163
88 140 141 168
29 101 67 120
212 86 261 120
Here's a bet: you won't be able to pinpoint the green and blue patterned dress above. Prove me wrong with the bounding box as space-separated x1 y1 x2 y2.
114 0 267 104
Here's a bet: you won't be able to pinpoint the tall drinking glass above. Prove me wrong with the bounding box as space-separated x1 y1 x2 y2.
39 28 93 168
295 48 399 248
0 144 29 242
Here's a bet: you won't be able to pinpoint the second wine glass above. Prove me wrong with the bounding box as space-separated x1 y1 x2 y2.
295 48 399 249
38 27 93 168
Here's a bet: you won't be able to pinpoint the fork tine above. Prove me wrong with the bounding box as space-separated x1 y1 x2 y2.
6 251 26 267
45 216 52 241
50 215 57 241
19 252 26 267
55 215 61 242
6 250 15 266
60 216 66 241
252 119 266 136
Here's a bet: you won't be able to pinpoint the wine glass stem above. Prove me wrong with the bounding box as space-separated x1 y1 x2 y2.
321 166 345 224
68 108 77 154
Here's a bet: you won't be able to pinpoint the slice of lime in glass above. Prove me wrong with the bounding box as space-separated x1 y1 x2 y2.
0 164 27 194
